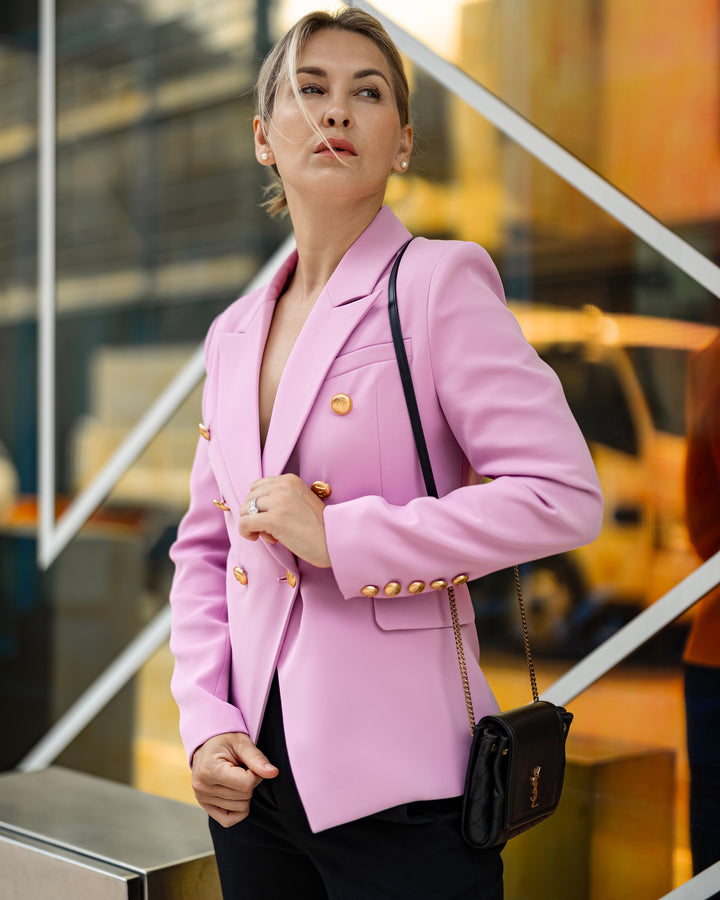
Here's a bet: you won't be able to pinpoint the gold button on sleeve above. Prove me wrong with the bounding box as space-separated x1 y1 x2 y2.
311 481 332 499
233 567 248 586
407 581 425 594
198 423 211 440
430 579 448 591
213 498 230 511
452 574 469 586
331 393 352 415
383 581 402 596
361 585 379 597
286 570 297 588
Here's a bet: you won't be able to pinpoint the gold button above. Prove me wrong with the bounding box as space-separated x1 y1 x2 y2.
331 393 352 415
213 498 230 511
361 585 379 597
311 481 332 500
198 423 211 441
286 570 297 588
430 579 448 591
408 581 426 594
452 574 469 586
233 567 248 585
383 581 402 596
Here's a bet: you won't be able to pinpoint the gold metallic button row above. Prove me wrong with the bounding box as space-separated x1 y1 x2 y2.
215 485 332 515
215 486 331 513
232 567 298 588
205 393 352 441
361 574 468 597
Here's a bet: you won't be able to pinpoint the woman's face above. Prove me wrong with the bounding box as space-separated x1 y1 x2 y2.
254 28 412 210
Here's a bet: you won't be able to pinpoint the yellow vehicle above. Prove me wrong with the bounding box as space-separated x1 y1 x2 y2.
474 304 717 654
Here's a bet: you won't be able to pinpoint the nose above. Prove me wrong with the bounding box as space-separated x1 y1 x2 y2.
323 106 350 128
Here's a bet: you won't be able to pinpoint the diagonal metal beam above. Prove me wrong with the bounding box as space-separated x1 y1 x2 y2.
658 862 720 899
542 549 720 706
18 606 172 772
352 0 720 302
38 235 296 569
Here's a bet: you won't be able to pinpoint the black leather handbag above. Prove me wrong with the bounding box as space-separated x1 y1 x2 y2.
388 239 573 850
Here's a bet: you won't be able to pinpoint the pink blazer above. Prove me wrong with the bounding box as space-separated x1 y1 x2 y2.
169 206 603 832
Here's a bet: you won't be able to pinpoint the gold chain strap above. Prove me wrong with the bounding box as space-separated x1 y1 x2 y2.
449 565 538 736
447 585 476 733
514 565 539 702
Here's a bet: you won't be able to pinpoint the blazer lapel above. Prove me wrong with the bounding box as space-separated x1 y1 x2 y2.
261 206 411 478
211 249 297 502
261 289 379 478
214 300 274 501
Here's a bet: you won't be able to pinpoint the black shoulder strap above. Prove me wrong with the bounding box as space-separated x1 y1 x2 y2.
388 238 438 500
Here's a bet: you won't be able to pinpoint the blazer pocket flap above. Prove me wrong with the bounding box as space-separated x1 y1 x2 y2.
325 339 412 381
373 589 475 631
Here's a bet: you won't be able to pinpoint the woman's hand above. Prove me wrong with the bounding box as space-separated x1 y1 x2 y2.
239 474 332 568
191 732 279 828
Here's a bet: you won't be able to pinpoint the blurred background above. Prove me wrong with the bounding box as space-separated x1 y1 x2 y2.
1 0 719 896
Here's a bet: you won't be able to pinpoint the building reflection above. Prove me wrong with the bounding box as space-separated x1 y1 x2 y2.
0 1 719 891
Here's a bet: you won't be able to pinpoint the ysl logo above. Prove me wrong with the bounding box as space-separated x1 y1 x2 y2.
530 765 542 808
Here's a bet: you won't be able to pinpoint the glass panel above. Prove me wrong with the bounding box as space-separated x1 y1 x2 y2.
2 2 719 898
50 406 192 787
52 0 290 497
485 652 688 896
0 2 41 771
374 0 720 260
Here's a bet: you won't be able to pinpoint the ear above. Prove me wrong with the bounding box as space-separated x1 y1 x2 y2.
253 116 275 166
392 123 413 174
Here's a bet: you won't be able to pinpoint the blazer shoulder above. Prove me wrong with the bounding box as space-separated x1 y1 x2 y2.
404 237 505 306
410 237 496 269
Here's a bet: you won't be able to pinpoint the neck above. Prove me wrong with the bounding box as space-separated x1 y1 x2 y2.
283 192 384 304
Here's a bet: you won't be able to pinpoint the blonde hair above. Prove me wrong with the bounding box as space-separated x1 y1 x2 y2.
256 8 410 217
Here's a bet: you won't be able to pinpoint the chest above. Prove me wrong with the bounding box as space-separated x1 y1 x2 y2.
258 294 314 448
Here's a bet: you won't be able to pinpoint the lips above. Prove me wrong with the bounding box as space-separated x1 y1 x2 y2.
315 138 357 156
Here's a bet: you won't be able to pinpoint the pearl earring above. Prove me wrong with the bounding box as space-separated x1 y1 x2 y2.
401 161 408 169
261 152 269 160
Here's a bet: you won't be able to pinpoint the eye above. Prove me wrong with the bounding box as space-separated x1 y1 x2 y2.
299 83 324 95
358 86 381 100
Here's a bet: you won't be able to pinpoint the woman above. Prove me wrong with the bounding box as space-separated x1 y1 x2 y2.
169 9 603 899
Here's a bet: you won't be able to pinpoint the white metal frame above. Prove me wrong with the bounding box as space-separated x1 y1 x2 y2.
38 0 56 567
28 1 720 895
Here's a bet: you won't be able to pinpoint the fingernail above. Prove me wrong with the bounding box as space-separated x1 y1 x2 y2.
263 761 276 771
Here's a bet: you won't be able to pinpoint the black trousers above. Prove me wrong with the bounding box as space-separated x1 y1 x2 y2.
209 674 504 900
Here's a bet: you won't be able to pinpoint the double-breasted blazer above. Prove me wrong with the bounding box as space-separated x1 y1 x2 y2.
169 206 603 832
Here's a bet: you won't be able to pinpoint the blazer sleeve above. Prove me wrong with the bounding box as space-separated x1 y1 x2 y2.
323 240 604 599
169 318 249 763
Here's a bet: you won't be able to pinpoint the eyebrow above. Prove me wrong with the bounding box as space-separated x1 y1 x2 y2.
296 65 391 87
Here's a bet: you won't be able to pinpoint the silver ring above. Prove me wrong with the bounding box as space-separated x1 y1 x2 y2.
248 497 259 515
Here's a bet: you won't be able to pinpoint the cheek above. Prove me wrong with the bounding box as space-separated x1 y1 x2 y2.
270 104 314 144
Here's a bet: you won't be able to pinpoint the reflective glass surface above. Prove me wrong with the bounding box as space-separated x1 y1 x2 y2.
376 0 720 260
1 0 719 895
